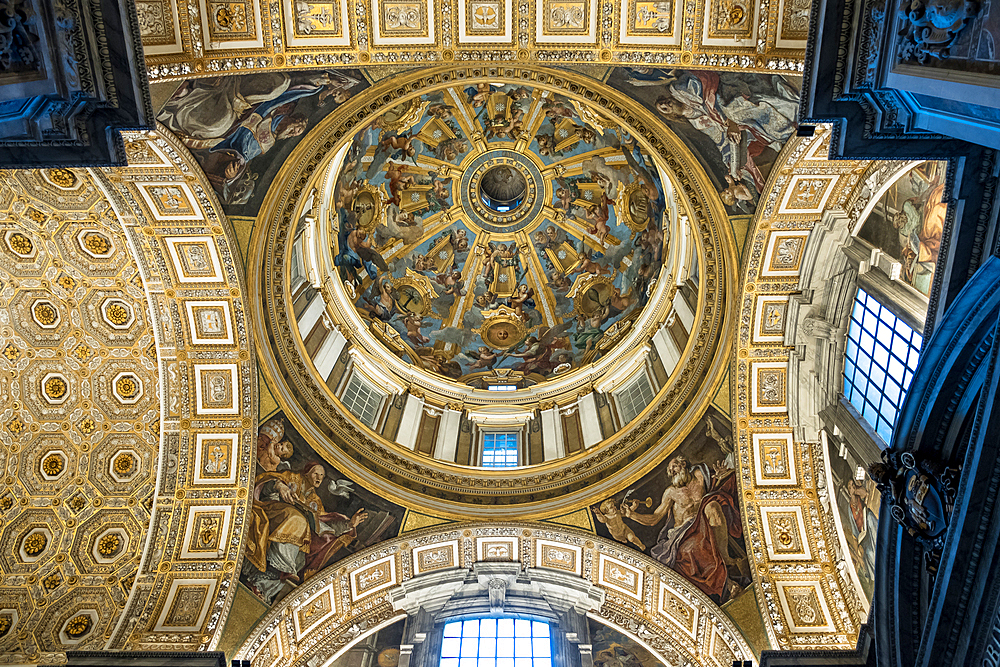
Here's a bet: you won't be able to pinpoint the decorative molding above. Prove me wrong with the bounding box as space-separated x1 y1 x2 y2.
88 129 257 654
142 0 805 81
234 523 754 667
737 127 878 650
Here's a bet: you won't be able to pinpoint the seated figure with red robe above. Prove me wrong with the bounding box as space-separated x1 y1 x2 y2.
623 456 749 604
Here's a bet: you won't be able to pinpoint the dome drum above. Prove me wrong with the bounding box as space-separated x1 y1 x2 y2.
253 65 736 514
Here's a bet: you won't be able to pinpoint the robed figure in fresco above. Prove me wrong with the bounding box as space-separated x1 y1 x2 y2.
241 417 401 605
158 70 361 205
622 455 747 603
644 69 798 210
841 478 879 598
244 454 368 604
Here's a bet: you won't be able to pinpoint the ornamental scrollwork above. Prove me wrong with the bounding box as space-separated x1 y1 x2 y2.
868 450 959 559
897 0 980 63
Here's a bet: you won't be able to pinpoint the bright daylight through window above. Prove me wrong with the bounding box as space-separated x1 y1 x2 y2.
843 288 923 443
440 618 552 667
482 433 519 467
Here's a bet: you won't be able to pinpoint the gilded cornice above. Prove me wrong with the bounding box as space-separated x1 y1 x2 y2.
248 64 738 517
138 0 806 82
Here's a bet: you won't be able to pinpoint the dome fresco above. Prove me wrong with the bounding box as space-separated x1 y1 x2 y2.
330 83 681 387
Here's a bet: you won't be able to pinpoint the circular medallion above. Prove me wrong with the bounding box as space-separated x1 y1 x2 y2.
46 168 77 189
112 452 136 476
378 649 401 667
475 305 529 349
43 375 67 401
32 300 59 328
97 533 122 557
41 453 64 477
6 232 33 257
22 532 46 557
461 149 544 233
64 614 92 639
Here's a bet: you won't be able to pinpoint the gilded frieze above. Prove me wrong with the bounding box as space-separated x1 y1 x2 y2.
733 128 919 649
141 0 806 83
89 131 257 653
234 523 754 667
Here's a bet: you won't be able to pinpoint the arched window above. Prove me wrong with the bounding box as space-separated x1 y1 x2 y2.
440 618 552 667
843 288 923 443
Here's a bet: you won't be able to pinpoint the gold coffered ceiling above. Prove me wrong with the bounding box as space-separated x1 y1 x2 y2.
0 135 258 660
139 0 807 82
0 169 157 661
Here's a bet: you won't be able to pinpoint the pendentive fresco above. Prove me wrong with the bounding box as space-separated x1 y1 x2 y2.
590 407 749 606
606 68 801 214
156 70 370 212
243 412 405 606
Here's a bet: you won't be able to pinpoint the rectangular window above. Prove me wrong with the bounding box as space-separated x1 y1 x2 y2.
481 432 519 467
488 385 516 392
341 373 384 428
615 372 655 424
440 618 552 667
843 288 923 444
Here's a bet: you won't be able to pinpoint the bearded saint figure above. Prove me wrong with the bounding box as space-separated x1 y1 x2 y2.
623 455 747 603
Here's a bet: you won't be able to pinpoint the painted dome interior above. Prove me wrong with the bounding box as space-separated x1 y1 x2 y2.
0 0 949 659
327 82 691 390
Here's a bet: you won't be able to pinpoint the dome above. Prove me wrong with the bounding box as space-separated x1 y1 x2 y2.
254 66 735 513
250 65 736 518
329 81 679 389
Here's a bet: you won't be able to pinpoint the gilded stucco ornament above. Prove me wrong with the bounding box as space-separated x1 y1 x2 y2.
734 127 932 649
0 135 256 660
138 0 806 80
235 523 753 667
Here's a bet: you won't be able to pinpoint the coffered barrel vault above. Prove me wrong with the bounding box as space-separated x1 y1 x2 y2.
0 133 257 661
235 524 754 667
